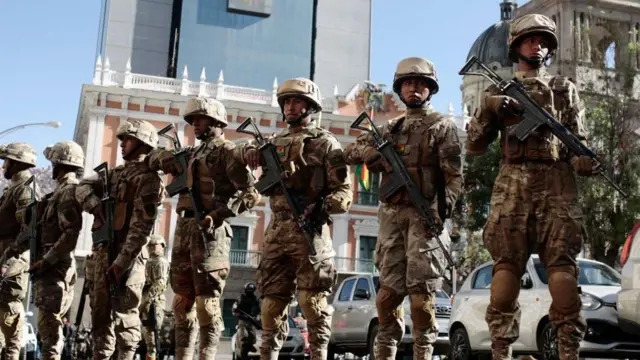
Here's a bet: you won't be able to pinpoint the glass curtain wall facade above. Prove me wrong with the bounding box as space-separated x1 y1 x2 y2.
176 0 314 90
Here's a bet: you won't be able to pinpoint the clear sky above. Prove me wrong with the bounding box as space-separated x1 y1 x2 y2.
0 0 527 167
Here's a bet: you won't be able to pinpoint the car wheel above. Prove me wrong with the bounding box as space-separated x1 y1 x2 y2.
450 327 474 360
368 323 379 360
539 322 559 360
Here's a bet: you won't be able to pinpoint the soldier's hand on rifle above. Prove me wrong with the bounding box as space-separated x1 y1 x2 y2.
91 206 106 230
571 154 600 176
160 152 184 176
29 260 43 275
486 95 522 117
107 264 123 285
244 149 261 169
1 265 7 277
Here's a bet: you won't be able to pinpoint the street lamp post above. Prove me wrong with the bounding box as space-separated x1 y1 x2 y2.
0 121 62 139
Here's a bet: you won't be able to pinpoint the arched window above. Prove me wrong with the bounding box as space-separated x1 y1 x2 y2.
605 42 616 69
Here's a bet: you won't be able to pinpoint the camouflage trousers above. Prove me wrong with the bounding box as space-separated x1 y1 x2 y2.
483 163 587 360
235 320 257 356
0 301 24 360
0 253 29 360
171 216 231 360
35 264 77 360
257 214 337 360
374 203 444 360
140 299 166 356
90 245 146 360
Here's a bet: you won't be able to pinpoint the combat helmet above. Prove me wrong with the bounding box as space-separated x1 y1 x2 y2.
0 142 37 168
244 282 256 293
116 119 158 149
183 97 228 127
508 14 558 62
393 57 440 96
148 234 166 247
276 78 323 113
43 141 85 168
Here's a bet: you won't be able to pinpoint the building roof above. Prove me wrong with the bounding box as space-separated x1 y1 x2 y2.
466 0 517 69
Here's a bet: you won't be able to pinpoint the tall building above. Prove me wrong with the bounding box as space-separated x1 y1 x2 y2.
95 0 371 98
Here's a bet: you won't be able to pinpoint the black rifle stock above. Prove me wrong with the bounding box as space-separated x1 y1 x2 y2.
67 279 89 358
17 176 38 304
91 162 118 317
459 55 628 198
237 117 328 257
158 124 189 197
350 112 455 269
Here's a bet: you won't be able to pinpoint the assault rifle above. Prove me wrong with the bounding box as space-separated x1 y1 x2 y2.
158 124 189 197
190 159 214 257
66 278 90 359
17 176 38 304
234 308 262 330
237 117 329 257
91 162 118 317
350 112 455 269
459 55 628 198
141 301 162 357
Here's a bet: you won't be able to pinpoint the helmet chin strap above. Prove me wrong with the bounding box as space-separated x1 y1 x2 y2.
517 52 548 68
284 108 317 125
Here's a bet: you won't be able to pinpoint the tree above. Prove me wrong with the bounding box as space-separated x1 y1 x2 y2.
572 17 640 266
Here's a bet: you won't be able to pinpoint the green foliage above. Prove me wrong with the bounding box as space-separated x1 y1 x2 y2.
455 141 501 232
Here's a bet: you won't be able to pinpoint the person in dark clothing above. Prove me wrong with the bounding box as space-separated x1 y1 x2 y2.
233 283 261 359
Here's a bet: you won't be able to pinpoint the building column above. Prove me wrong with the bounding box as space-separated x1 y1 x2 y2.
167 199 178 262
331 214 349 258
115 117 126 166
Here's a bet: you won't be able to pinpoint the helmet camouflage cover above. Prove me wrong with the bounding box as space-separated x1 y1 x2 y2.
43 140 85 168
508 14 558 62
148 234 166 247
393 57 440 96
183 97 228 127
0 142 37 167
116 119 158 149
276 78 323 113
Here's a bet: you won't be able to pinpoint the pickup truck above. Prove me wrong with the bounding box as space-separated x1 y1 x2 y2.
327 274 451 359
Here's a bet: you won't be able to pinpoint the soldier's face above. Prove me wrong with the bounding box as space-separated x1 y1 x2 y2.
518 35 549 60
192 115 215 139
400 78 430 107
120 136 139 158
283 97 308 122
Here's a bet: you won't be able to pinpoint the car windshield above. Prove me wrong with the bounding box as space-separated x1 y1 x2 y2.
436 290 449 299
534 259 621 286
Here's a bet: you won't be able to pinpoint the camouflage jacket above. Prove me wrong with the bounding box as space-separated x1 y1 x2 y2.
141 253 169 307
466 67 587 163
234 121 353 215
149 134 260 222
0 170 40 253
344 108 462 218
80 157 164 270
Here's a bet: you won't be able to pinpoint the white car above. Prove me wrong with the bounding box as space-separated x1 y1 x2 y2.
448 255 640 360
230 316 307 360
21 312 37 360
618 222 640 336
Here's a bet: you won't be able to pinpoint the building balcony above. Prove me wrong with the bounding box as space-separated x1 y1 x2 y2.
356 191 379 206
229 250 377 275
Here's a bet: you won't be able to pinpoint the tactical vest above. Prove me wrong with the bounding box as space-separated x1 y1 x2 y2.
177 138 237 213
379 113 447 214
112 162 154 245
39 183 80 266
267 127 329 212
500 75 575 162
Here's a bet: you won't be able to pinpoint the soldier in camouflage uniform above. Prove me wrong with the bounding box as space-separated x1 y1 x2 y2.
148 97 260 360
236 77 353 360
11 141 96 360
343 58 463 360
465 14 597 360
0 142 40 360
79 119 165 360
139 234 169 360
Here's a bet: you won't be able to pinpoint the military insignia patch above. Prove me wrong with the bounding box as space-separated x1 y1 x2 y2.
276 146 286 157
395 144 406 155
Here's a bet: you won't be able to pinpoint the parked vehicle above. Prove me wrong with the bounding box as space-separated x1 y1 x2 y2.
21 311 37 360
328 274 451 359
449 255 640 360
618 221 640 336
230 316 307 359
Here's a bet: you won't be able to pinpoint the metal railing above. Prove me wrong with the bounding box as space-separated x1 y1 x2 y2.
356 191 379 206
229 250 377 274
